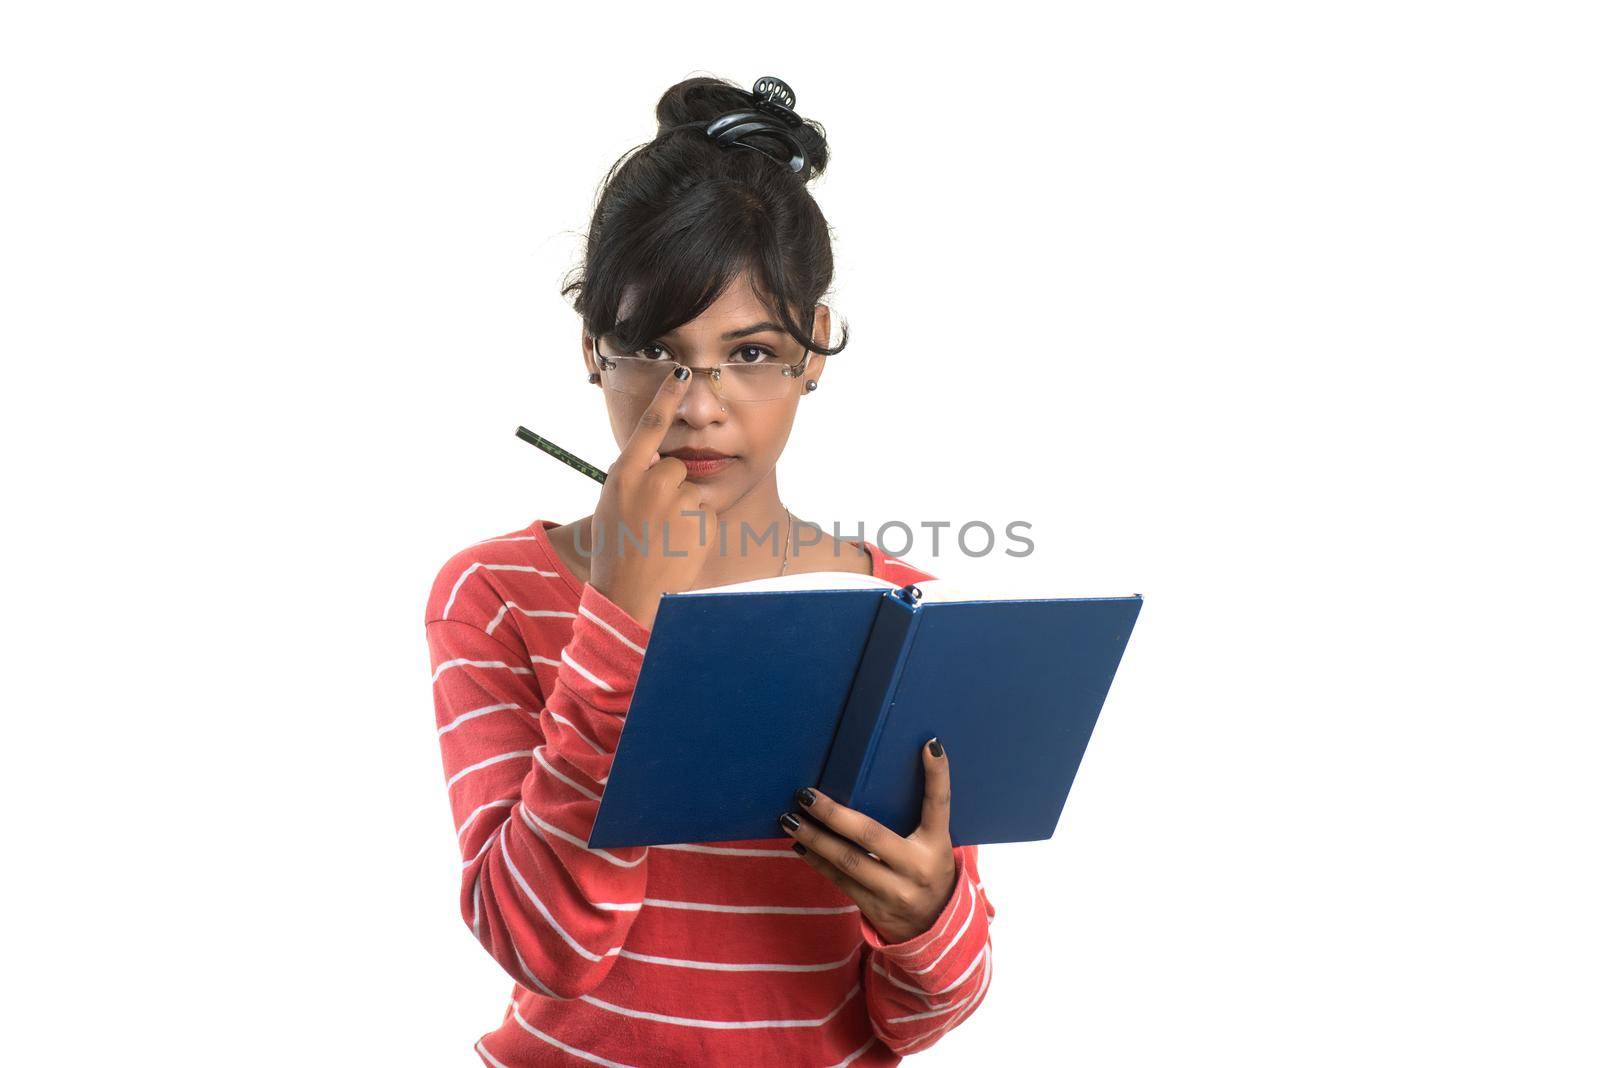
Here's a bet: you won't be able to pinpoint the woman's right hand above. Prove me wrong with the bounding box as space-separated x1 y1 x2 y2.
588 365 716 630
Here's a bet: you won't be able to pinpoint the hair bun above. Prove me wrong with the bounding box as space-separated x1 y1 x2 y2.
654 75 830 182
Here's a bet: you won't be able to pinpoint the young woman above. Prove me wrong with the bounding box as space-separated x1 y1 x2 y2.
423 75 994 1067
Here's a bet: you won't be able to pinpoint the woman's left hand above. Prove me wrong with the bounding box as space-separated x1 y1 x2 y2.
779 737 958 944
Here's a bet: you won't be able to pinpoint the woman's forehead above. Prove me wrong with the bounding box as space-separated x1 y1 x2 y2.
617 273 784 335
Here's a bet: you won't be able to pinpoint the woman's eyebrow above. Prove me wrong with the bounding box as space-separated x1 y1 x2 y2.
719 320 785 340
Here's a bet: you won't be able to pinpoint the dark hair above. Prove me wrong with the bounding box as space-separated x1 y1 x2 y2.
561 75 849 361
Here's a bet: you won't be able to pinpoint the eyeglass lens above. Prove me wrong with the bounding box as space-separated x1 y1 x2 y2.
596 342 797 402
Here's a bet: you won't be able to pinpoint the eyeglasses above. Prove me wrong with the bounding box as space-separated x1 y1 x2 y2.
591 336 814 403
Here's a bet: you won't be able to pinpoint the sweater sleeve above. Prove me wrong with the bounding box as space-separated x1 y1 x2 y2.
857 844 996 1054
425 580 653 1000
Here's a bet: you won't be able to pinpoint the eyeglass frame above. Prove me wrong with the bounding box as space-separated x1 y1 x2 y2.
588 333 816 402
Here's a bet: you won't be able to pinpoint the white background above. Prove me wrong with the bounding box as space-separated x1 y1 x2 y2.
4 3 1596 1065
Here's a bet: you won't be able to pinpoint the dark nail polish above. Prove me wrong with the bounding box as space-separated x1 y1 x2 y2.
673 365 690 381
795 787 816 808
792 842 807 855
928 738 944 758
779 812 801 832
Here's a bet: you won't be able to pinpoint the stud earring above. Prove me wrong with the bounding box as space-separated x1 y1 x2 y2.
804 379 819 393
588 372 600 384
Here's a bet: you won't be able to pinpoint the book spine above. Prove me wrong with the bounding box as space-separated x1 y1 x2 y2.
818 585 925 805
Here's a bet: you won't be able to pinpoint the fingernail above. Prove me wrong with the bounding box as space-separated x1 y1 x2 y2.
928 738 943 758
795 787 816 808
779 812 801 832
792 842 807 855
673 365 690 381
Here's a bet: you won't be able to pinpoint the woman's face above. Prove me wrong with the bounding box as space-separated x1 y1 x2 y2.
582 271 829 516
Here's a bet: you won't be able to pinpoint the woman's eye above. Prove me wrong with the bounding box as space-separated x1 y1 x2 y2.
637 344 671 361
731 345 775 364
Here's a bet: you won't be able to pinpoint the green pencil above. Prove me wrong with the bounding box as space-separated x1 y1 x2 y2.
515 426 608 485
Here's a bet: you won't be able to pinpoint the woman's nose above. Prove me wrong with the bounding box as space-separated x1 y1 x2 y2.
675 367 727 417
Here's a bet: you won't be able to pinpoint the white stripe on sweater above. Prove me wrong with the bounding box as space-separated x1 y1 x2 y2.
654 842 801 857
471 874 482 940
497 833 625 963
506 1004 636 1068
560 646 614 692
640 897 858 915
446 749 534 790
462 826 501 869
545 709 607 754
533 746 601 801
432 657 533 685
475 1039 516 1068
875 926 987 1000
885 944 991 1022
468 887 855 916
470 823 505 940
577 983 860 1030
824 1037 881 1068
457 797 517 838
486 603 577 637
904 877 978 975
510 944 567 1000
870 960 952 1007
440 562 559 620
927 930 990 993
518 803 645 868
613 945 861 973
438 702 521 736
898 941 993 1053
578 603 647 655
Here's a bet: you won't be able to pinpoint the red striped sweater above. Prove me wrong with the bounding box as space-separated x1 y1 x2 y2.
424 518 995 1066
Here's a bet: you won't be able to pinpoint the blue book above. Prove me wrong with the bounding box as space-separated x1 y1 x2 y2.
585 572 1142 849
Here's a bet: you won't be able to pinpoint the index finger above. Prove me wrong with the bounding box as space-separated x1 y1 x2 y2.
614 364 689 475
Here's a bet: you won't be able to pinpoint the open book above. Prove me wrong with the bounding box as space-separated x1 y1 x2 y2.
585 570 1143 849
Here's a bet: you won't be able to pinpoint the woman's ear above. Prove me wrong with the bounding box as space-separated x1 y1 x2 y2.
811 303 831 351
581 326 599 382
804 303 831 389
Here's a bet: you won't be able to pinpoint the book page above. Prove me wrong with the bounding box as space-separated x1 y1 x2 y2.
674 572 1133 602
674 570 901 595
910 578 1074 603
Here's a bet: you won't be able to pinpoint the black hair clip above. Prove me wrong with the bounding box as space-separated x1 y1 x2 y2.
749 76 801 126
704 75 809 174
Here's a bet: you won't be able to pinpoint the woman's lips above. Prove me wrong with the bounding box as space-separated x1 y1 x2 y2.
679 456 735 478
662 448 737 478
